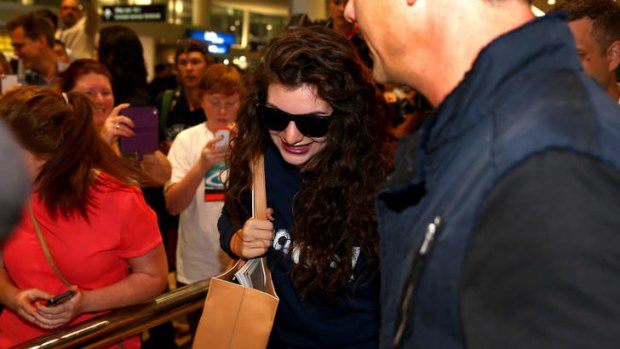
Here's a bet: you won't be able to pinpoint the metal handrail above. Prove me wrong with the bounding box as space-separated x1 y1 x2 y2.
12 279 210 349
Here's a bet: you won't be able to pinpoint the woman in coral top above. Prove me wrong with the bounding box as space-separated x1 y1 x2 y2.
0 86 168 348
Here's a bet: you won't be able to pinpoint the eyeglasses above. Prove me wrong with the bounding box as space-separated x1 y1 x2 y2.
257 104 332 138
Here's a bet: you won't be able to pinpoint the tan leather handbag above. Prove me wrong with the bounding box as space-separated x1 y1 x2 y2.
192 155 279 349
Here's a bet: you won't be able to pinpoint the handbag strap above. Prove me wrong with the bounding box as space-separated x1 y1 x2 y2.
252 155 274 285
28 201 128 348
159 88 174 134
28 200 72 288
253 154 267 220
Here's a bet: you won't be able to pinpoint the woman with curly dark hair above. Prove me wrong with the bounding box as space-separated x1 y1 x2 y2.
218 25 392 348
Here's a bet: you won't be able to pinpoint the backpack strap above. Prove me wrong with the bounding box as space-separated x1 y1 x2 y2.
159 89 174 134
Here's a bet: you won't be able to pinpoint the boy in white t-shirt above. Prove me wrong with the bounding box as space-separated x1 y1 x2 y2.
164 63 243 337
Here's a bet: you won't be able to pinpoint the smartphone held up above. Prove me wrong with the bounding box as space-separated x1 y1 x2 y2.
214 128 231 148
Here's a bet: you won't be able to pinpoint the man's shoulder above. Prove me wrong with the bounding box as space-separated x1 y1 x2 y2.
496 70 618 137
61 17 86 36
490 72 620 176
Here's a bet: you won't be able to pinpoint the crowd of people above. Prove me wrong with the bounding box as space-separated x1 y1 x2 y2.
1 0 620 348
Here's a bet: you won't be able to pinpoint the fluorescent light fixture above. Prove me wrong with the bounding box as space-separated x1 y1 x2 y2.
531 5 546 17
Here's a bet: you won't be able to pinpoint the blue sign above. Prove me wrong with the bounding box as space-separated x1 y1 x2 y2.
187 30 236 45
208 44 230 54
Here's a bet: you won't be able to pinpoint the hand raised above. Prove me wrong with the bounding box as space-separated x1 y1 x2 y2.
100 103 135 146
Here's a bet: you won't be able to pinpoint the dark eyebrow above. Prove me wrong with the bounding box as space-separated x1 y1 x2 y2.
264 103 332 116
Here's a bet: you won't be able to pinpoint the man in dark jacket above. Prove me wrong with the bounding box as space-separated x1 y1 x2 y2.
345 1 620 349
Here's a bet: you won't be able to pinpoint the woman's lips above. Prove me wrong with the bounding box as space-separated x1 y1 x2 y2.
282 142 310 155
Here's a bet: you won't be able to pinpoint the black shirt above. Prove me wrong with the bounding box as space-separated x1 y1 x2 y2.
462 150 620 349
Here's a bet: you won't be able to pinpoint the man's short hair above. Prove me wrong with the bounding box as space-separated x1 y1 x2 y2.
175 38 215 65
553 0 620 53
6 12 55 49
33 8 58 30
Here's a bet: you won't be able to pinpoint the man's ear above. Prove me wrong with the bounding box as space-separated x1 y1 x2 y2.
35 34 48 48
607 40 620 71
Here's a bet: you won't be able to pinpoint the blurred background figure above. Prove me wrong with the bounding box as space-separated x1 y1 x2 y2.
553 0 620 103
98 25 151 107
148 63 177 101
33 9 75 64
0 52 13 76
33 8 58 32
324 0 371 68
0 120 28 243
7 12 67 86
57 0 99 59
158 38 215 154
53 39 73 65
383 84 433 138
0 86 167 348
289 0 372 70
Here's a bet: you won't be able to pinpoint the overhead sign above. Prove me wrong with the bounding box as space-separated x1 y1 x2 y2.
186 30 236 55
207 44 230 54
102 5 166 22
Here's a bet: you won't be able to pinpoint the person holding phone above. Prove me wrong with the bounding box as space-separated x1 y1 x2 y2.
0 86 168 347
58 59 175 349
56 59 171 185
218 26 392 348
164 63 244 340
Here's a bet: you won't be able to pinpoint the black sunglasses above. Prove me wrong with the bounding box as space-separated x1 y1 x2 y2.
257 104 333 138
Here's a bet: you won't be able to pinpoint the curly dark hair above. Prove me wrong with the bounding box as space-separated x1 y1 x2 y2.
225 25 392 298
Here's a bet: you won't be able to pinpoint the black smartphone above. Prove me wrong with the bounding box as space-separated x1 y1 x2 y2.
46 290 75 306
119 106 159 156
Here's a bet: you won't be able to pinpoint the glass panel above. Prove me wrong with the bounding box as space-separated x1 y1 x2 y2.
210 4 243 44
248 12 287 48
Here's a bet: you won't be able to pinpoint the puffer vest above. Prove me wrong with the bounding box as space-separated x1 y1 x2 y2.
376 14 620 349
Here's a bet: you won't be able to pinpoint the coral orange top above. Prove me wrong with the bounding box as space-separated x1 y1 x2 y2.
0 172 162 348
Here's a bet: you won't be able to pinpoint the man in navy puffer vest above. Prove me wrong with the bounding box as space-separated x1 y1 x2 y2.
345 1 620 348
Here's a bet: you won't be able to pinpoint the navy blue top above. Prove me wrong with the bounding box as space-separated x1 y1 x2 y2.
219 142 380 349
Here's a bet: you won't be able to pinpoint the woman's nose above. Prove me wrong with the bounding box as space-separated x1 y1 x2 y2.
282 121 304 144
92 93 104 103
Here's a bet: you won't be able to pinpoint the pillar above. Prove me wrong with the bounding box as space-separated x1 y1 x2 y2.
289 0 327 21
193 0 211 27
